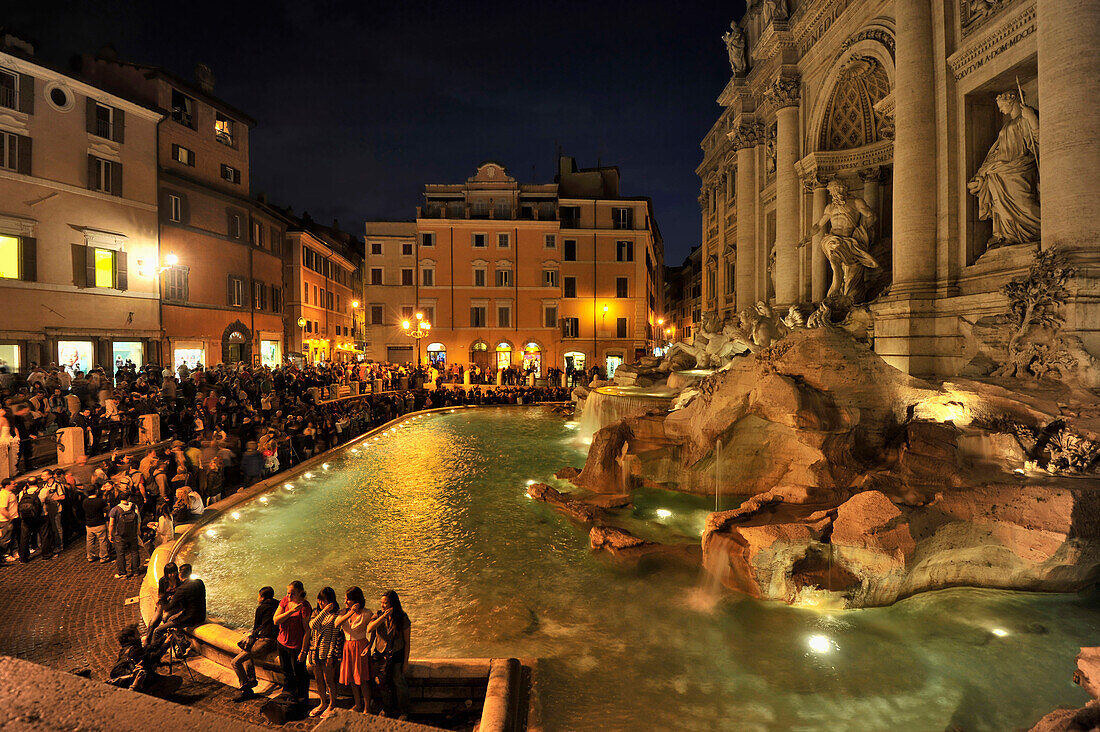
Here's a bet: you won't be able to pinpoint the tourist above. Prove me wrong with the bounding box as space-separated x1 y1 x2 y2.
82 485 110 563
17 478 45 562
107 493 142 578
336 586 372 714
143 561 180 646
149 563 206 651
148 500 174 549
0 477 17 563
367 589 412 719
301 586 342 718
232 585 279 701
273 580 312 703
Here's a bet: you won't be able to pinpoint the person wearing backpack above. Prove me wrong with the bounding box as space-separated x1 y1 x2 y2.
17 479 45 562
108 495 142 579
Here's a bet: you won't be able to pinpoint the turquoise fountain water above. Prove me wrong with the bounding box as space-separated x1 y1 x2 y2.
179 406 1097 731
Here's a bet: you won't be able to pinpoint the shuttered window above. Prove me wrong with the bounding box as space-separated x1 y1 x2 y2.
0 235 34 281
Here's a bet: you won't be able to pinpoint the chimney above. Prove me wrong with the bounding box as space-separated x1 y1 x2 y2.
194 63 215 94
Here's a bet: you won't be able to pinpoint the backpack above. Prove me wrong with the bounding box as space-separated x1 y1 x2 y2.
117 506 139 539
18 490 43 520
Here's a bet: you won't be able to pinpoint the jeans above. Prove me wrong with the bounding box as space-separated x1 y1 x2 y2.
46 510 63 553
19 517 41 561
0 520 14 556
378 659 410 717
277 642 310 701
233 637 276 688
85 524 108 561
114 535 141 575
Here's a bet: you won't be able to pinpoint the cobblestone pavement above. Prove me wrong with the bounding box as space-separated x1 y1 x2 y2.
0 538 331 729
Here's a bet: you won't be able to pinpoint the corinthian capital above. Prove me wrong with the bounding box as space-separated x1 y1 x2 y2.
727 122 764 150
765 78 801 109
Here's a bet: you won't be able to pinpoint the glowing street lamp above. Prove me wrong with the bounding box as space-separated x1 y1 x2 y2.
402 311 431 366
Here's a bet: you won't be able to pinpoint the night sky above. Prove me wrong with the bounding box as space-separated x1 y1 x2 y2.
9 1 746 264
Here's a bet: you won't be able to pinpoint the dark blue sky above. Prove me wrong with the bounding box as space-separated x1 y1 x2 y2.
10 0 745 264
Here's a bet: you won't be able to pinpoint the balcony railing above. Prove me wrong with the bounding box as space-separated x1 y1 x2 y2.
96 119 113 138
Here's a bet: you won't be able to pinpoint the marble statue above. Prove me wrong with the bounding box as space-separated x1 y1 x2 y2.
805 179 878 302
762 0 789 26
967 90 1040 247
722 22 747 75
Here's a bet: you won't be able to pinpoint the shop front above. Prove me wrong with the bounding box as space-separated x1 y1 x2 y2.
522 342 542 377
427 342 447 366
260 339 282 367
172 341 205 371
112 341 144 371
495 341 512 371
605 353 623 379
0 343 20 373
58 340 95 376
564 350 586 373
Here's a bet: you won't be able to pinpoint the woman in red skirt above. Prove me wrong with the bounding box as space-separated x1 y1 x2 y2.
335 586 373 713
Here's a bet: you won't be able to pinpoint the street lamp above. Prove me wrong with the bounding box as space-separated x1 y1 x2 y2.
402 311 431 366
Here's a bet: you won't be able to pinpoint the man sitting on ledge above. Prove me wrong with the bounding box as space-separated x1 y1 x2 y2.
149 563 206 652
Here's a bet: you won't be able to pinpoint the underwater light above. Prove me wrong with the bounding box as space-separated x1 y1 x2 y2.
260 496 268 503
304 472 314 479
526 479 537 486
808 635 832 654
322 463 330 470
231 512 240 520
991 628 1009 637
206 529 216 537
656 509 672 518
285 483 294 490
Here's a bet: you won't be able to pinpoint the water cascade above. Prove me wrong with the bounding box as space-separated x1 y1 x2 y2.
577 385 675 439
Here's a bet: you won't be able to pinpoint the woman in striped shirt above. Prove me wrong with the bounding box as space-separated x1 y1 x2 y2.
300 586 342 719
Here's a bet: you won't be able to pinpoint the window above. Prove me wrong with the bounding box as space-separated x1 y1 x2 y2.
370 268 382 286
616 317 628 338
495 269 512 287
228 276 244 307
303 282 309 303
0 68 16 110
169 194 182 222
421 232 435 247
171 144 194 166
616 277 629 298
543 269 558 287
305 320 312 333
423 306 435 324
613 207 634 229
401 268 414 286
563 316 579 337
214 112 235 146
93 103 114 139
250 220 263 246
563 276 577 298
725 260 735 294
497 233 509 248
564 240 577 261
401 305 414 321
221 164 241 184
470 306 487 327
498 305 511 328
616 240 634 262
370 241 382 255
402 242 413 255
163 266 187 302
326 290 334 311
271 285 282 312
474 268 486 287
422 268 434 287
314 285 319 304
544 234 556 249
0 131 20 171
544 306 559 329
253 280 267 310
472 233 487 248
171 89 194 128
560 206 581 228
370 305 383 325
90 156 113 194
0 234 20 279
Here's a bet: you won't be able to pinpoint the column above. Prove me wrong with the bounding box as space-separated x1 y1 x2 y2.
891 0 937 291
1037 0 1100 257
810 180 829 301
730 122 760 312
768 79 802 306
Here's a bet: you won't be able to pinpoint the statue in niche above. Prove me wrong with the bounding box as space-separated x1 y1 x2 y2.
967 90 1040 248
722 22 748 75
762 0 789 26
804 179 878 302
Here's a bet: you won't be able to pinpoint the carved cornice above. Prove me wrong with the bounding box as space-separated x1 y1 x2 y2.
800 174 831 192
947 2 1035 81
764 78 801 109
857 166 887 183
794 139 894 180
792 0 854 56
727 121 765 150
752 21 797 61
961 0 1018 37
839 27 896 62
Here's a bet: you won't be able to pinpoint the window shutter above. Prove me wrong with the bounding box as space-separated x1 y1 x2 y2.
18 74 33 115
16 135 30 175
226 209 235 238
227 276 235 306
115 250 128 290
71 244 86 287
561 318 568 337
85 97 97 135
87 155 97 190
113 108 125 143
110 161 122 197
84 246 96 288
19 237 36 282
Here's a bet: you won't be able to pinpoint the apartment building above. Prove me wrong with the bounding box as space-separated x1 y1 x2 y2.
285 217 364 364
80 50 285 369
362 221 417 364
664 245 702 343
0 34 162 374
413 156 663 377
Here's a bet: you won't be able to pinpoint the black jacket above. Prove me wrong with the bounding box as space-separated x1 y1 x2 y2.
251 597 279 639
168 578 207 627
